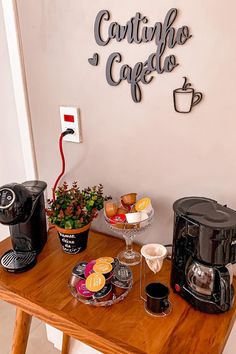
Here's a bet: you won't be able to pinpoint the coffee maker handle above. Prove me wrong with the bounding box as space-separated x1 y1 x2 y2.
215 266 231 310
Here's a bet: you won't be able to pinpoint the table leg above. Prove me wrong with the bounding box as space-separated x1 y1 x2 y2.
11 308 32 354
61 333 70 354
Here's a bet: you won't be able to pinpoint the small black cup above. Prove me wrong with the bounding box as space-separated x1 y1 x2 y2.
145 282 169 314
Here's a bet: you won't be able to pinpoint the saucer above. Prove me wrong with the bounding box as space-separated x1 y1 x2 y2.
144 301 172 317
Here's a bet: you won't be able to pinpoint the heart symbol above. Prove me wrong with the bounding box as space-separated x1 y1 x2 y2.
88 53 99 66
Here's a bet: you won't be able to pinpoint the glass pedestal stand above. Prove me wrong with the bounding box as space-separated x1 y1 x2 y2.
117 233 141 266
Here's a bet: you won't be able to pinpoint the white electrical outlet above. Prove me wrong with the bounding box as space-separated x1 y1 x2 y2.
59 106 82 143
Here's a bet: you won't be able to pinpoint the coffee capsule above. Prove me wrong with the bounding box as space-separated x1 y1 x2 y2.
94 283 113 302
85 273 106 292
126 212 141 223
105 273 113 284
109 214 126 229
124 223 137 230
117 207 128 215
111 258 119 271
111 279 129 297
121 201 132 212
84 260 96 278
109 214 126 224
93 262 113 277
76 279 93 300
131 205 136 212
121 193 137 206
96 257 114 264
72 261 87 279
125 211 149 224
114 265 132 283
105 202 118 218
69 274 80 288
135 197 153 213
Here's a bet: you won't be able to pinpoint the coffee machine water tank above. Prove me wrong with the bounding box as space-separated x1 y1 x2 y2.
0 181 47 273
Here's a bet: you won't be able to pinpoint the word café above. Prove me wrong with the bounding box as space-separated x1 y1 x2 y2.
94 8 192 102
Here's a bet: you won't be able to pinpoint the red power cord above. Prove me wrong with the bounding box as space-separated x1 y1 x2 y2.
52 129 74 201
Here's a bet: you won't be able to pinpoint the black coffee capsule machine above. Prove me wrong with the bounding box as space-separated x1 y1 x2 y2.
171 197 236 314
0 180 47 273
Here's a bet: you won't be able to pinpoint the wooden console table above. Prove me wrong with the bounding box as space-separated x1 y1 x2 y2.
0 229 236 354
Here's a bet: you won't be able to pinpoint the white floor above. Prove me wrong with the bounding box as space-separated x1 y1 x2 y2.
1 300 236 354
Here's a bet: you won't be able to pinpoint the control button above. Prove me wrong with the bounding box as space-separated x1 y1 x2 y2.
0 188 15 209
175 284 181 292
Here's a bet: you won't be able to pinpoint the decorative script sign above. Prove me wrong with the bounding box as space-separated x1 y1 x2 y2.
89 8 192 103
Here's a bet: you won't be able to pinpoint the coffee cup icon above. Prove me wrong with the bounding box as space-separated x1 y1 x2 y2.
173 77 202 113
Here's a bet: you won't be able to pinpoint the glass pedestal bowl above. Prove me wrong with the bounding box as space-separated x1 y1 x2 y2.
104 209 154 266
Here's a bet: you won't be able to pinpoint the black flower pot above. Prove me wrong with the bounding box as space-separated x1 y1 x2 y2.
55 223 91 254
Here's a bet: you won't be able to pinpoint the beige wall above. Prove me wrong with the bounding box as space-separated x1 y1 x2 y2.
0 3 25 240
16 0 236 244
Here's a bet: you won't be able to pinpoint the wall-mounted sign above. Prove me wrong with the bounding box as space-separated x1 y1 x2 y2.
88 53 99 66
89 8 192 103
173 77 203 113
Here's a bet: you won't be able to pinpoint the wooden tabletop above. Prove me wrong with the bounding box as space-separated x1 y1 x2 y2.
0 229 235 354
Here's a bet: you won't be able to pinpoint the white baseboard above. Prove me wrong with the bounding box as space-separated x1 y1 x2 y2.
45 324 102 354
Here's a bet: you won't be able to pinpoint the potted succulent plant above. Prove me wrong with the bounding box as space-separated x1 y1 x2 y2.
46 181 110 254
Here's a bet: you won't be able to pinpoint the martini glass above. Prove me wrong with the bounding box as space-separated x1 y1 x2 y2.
104 208 154 266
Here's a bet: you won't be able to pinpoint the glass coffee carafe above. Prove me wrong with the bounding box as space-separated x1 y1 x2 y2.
186 260 233 297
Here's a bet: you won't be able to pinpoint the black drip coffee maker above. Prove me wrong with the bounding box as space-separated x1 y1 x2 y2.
171 197 236 313
0 180 47 273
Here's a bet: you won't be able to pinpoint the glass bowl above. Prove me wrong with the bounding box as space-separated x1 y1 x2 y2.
104 208 154 266
68 261 133 307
